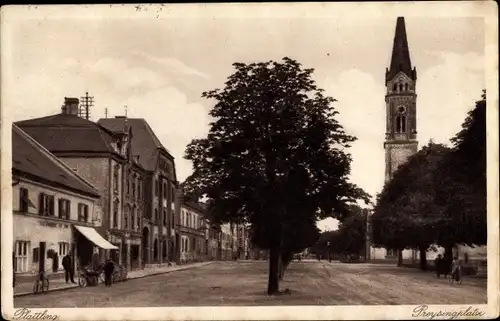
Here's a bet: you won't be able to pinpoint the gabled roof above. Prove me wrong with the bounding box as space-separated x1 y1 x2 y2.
98 117 174 172
386 17 416 83
15 113 119 155
12 124 100 198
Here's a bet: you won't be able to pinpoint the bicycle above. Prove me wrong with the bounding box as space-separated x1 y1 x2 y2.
32 270 49 294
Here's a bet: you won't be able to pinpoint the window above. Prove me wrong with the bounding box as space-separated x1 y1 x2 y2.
15 241 30 273
136 209 141 230
58 242 69 256
38 193 55 216
113 166 119 192
138 179 142 199
171 187 175 200
58 199 71 220
395 115 407 133
163 182 167 199
113 201 119 228
393 83 397 92
126 172 130 195
132 177 136 199
405 83 409 91
78 203 89 222
19 187 30 212
163 210 167 226
32 247 39 264
399 83 403 92
155 179 159 197
131 208 135 231
124 206 129 230
154 209 158 223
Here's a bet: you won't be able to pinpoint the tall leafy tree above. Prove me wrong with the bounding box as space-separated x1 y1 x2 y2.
372 142 451 268
434 91 487 256
184 58 369 294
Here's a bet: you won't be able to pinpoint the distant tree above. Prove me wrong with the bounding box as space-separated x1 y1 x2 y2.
183 58 369 294
334 206 367 257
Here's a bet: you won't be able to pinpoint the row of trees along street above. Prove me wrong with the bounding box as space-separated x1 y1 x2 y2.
371 90 487 270
311 205 368 262
182 58 370 295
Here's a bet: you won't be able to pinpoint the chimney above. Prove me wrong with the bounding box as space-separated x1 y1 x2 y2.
61 97 80 116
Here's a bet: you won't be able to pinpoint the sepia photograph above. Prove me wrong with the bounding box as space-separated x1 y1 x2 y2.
1 2 498 320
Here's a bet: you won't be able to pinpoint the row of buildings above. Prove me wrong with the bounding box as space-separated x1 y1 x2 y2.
12 97 251 278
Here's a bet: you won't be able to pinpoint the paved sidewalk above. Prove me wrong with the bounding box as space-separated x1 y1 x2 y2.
14 261 212 297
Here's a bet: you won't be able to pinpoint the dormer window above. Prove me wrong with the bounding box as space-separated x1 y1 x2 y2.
393 83 397 92
405 83 409 91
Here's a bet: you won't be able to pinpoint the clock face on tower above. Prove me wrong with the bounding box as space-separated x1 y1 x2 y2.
397 105 406 113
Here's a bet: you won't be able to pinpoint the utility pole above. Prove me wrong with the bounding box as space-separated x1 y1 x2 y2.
125 105 128 117
104 108 108 119
79 92 94 120
365 208 371 262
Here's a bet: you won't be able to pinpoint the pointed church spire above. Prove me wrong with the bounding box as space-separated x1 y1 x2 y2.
386 17 416 83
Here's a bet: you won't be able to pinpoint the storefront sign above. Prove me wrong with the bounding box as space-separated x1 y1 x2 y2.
39 221 58 228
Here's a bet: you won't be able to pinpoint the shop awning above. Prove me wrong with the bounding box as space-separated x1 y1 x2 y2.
74 225 118 250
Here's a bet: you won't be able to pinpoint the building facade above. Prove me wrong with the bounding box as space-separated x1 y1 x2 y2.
220 223 234 261
12 124 115 279
16 98 142 271
206 223 220 261
179 201 207 263
99 116 178 267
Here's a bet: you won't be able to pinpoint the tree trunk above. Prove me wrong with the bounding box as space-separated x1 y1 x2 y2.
419 246 427 270
267 245 280 295
444 244 454 272
278 255 284 280
397 249 403 266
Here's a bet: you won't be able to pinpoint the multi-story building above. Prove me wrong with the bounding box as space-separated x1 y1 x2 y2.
220 223 234 261
206 223 220 261
16 98 142 270
179 201 206 263
12 124 115 279
235 225 250 259
98 116 178 267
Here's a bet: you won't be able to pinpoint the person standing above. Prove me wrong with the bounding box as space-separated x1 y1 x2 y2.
434 254 443 278
62 252 76 284
103 259 115 287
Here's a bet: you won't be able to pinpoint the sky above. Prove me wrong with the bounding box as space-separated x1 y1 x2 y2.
1 4 488 232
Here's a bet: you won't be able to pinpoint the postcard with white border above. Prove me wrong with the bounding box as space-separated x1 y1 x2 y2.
1 2 499 320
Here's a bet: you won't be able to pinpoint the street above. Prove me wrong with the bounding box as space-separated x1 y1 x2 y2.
14 261 486 307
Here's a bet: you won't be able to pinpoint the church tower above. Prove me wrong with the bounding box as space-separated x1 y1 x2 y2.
384 17 418 182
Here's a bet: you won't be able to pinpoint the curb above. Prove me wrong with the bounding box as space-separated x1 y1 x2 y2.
14 262 213 298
